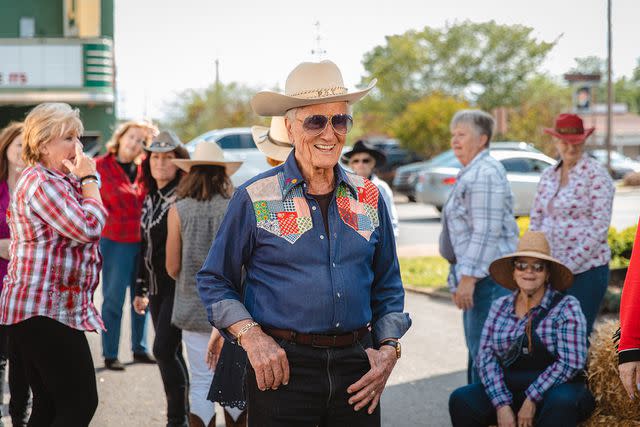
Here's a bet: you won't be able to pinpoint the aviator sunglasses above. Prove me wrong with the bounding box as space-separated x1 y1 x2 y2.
300 114 353 136
513 260 547 273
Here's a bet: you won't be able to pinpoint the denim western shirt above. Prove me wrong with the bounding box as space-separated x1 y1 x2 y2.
197 152 411 342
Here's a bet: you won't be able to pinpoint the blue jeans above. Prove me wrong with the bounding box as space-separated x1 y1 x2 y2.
449 382 595 426
566 264 609 340
463 276 510 384
100 238 149 359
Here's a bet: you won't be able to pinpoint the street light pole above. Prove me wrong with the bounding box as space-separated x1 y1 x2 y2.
606 0 613 174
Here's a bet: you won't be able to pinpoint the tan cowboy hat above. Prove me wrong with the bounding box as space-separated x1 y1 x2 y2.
250 60 377 116
489 231 574 291
171 141 243 175
251 117 293 162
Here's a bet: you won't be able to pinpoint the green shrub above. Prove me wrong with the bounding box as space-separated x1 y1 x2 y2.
517 217 636 268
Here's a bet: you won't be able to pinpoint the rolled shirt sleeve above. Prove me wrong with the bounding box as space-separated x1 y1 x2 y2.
29 179 107 243
370 195 411 342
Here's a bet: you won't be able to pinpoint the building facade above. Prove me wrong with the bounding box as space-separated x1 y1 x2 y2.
0 0 115 153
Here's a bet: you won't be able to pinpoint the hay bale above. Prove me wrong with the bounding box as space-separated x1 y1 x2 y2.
623 171 640 187
585 320 640 424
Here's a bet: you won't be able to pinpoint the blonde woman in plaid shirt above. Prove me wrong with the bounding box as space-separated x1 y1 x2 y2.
0 103 107 426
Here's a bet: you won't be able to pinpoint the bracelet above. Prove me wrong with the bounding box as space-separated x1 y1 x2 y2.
80 174 98 183
81 179 99 187
236 321 260 347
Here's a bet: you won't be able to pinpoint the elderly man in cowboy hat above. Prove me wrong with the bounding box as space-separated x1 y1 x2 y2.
197 60 410 426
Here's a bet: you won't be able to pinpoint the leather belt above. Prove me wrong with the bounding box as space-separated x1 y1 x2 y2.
263 326 370 348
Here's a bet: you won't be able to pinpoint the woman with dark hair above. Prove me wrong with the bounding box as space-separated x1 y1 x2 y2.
132 130 191 427
0 122 30 426
165 141 245 427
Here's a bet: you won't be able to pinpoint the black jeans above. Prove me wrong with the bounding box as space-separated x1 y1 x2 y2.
0 325 30 426
149 292 189 423
8 316 98 427
246 332 380 427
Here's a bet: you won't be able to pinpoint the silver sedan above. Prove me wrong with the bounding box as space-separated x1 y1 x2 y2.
414 149 556 216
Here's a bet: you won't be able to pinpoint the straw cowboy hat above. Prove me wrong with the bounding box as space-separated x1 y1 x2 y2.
171 141 243 175
544 113 595 144
251 117 293 162
250 60 376 116
489 231 574 291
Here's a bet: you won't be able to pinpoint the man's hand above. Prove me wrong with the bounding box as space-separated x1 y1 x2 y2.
619 360 640 400
454 275 477 310
347 345 397 414
133 296 149 315
240 326 290 391
517 398 536 427
496 405 516 427
206 328 224 370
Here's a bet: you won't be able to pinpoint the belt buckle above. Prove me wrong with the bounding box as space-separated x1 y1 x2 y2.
311 334 332 349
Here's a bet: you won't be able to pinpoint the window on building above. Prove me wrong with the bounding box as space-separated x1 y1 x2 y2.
64 0 101 38
19 17 35 38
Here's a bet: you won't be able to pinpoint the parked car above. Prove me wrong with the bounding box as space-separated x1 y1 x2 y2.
393 142 541 202
185 127 272 186
414 149 556 216
587 149 640 180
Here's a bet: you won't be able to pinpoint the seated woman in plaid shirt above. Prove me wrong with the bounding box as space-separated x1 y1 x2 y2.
0 103 107 426
449 231 595 427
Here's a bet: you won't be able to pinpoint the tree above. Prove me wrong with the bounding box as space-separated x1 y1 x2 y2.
162 82 266 142
358 20 556 126
501 74 571 155
390 93 469 158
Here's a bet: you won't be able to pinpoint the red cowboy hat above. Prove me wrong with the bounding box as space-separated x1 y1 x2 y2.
543 113 595 144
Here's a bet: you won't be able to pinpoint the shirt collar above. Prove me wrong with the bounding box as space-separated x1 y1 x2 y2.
511 284 556 314
457 149 490 177
280 149 358 200
37 163 73 183
553 154 587 172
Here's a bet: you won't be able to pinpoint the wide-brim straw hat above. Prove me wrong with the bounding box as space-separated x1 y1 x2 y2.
543 113 595 144
251 60 376 116
251 116 293 162
489 231 574 291
171 141 243 175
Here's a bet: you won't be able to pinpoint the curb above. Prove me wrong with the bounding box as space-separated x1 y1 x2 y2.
404 284 451 301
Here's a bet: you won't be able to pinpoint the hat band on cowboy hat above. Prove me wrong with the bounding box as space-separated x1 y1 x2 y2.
250 60 376 117
171 141 243 175
488 231 574 292
543 113 595 144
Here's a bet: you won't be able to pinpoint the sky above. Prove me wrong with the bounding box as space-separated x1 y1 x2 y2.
113 0 639 120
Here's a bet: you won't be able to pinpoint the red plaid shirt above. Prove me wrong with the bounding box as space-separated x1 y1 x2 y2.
96 153 146 243
0 164 107 331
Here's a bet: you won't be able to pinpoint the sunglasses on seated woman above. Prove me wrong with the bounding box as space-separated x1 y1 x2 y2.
513 260 547 273
300 114 353 136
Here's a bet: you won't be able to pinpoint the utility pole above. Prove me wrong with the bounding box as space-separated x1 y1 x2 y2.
606 0 613 174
